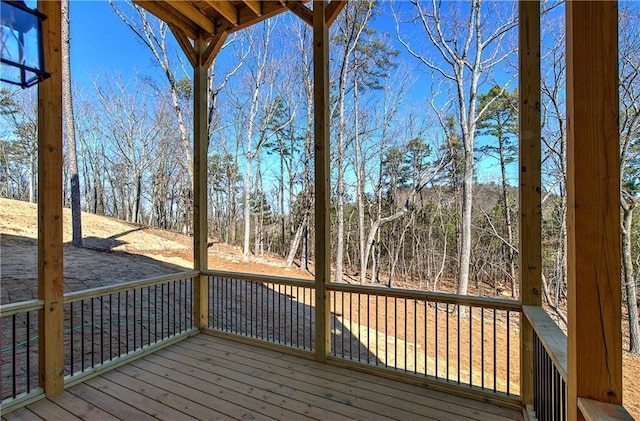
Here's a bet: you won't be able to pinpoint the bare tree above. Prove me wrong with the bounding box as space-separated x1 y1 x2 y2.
538 14 571 323
284 19 314 269
0 88 37 202
93 75 163 223
619 4 640 354
477 86 518 296
332 0 376 282
394 0 516 295
61 0 82 247
111 2 194 231
221 22 294 260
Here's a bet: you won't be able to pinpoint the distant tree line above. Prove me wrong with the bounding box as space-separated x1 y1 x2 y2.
0 0 637 353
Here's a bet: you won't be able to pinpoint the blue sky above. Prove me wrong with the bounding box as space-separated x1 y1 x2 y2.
3 1 519 185
67 1 519 183
69 1 172 87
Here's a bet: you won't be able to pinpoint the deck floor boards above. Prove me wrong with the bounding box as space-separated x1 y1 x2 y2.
4 334 523 420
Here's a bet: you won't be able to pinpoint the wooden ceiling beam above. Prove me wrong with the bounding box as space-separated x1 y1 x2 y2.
168 23 197 68
204 0 239 27
164 1 216 35
286 2 313 27
242 0 262 16
326 0 347 27
202 31 229 68
133 1 199 39
233 1 289 33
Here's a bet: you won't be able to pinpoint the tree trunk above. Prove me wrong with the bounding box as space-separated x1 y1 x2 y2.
499 137 517 297
280 154 286 252
243 157 252 259
354 79 367 285
335 115 346 282
457 148 473 296
286 213 308 266
29 152 36 203
62 0 82 247
134 173 142 224
622 202 640 354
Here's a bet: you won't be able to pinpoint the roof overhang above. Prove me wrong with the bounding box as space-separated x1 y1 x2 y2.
132 0 319 40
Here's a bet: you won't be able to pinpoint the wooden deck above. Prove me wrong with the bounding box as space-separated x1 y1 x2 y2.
3 334 523 421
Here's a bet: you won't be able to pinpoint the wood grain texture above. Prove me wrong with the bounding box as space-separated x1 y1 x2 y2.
193 37 209 327
234 1 289 33
517 0 542 308
27 398 79 421
313 0 331 363
5 334 524 420
168 23 197 68
37 0 64 398
165 1 216 34
287 1 313 26
202 31 228 68
566 2 622 420
325 0 347 26
242 0 262 16
133 1 199 40
578 397 634 421
522 306 567 381
517 1 542 410
204 0 238 26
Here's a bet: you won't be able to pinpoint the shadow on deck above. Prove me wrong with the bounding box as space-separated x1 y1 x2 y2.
3 334 523 421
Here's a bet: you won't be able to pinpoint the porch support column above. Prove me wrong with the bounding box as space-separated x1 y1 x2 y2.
193 36 210 328
38 0 65 396
566 2 622 419
518 0 541 411
313 0 331 362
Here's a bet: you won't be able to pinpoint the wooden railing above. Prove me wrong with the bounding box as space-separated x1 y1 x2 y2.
0 299 44 412
205 270 316 356
204 270 521 408
12 270 634 418
523 305 568 421
63 271 199 387
0 270 199 413
522 305 634 421
327 284 521 407
577 398 634 421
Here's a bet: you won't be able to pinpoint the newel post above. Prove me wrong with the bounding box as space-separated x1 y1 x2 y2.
313 0 331 361
193 36 210 328
518 0 542 412
38 0 65 396
566 2 622 419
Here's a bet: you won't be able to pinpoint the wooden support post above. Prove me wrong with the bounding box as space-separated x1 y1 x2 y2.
518 0 541 411
193 36 210 329
313 0 331 362
566 2 622 419
38 0 64 396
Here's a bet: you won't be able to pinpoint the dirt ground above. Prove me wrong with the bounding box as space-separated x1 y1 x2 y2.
1 198 638 418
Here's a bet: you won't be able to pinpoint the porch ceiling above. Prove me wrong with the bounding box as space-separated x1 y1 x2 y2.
132 0 320 40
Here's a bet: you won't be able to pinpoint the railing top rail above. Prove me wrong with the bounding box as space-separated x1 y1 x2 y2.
578 397 634 421
204 270 522 311
64 270 199 304
203 269 315 288
0 299 45 317
328 283 522 312
522 305 568 381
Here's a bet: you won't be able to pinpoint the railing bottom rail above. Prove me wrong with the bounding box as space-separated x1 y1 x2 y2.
0 388 45 416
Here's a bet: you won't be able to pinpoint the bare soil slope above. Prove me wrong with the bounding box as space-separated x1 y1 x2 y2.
0 198 311 303
0 198 637 418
